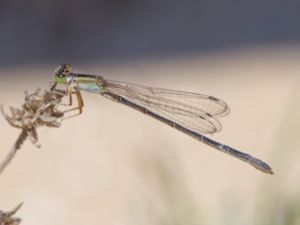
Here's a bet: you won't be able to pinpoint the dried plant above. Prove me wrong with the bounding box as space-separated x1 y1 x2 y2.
0 88 69 225
0 88 65 175
0 203 23 225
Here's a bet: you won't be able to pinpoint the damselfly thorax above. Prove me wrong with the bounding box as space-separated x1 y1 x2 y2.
66 73 106 94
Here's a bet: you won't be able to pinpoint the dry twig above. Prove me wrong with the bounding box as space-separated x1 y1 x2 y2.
0 88 65 175
0 203 23 225
0 88 67 225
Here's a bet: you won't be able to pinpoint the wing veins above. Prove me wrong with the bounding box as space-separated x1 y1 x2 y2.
104 80 229 134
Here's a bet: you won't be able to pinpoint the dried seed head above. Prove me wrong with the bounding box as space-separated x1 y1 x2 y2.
1 88 65 149
0 203 23 225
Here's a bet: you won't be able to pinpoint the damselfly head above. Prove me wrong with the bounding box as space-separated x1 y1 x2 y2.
54 64 72 84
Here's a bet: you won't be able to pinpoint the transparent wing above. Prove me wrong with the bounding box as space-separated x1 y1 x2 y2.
103 79 230 134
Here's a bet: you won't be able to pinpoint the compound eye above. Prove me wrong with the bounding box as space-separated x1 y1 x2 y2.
55 64 72 78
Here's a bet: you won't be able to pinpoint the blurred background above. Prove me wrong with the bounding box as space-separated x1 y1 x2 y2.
0 1 300 224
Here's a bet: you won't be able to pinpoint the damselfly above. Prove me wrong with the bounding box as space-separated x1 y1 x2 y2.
51 64 273 174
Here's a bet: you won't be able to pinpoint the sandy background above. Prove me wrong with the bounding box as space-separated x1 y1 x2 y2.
1 1 300 224
0 46 300 224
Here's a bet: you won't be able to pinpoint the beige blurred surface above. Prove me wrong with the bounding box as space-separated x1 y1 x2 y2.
0 46 300 225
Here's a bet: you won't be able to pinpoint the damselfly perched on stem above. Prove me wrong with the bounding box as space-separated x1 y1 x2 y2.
51 64 273 174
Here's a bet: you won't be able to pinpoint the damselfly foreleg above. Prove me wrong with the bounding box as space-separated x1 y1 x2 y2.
50 82 84 119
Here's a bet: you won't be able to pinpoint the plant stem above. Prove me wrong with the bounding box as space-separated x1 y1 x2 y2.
0 130 28 176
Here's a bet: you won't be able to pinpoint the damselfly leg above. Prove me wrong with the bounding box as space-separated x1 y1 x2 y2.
50 81 84 119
